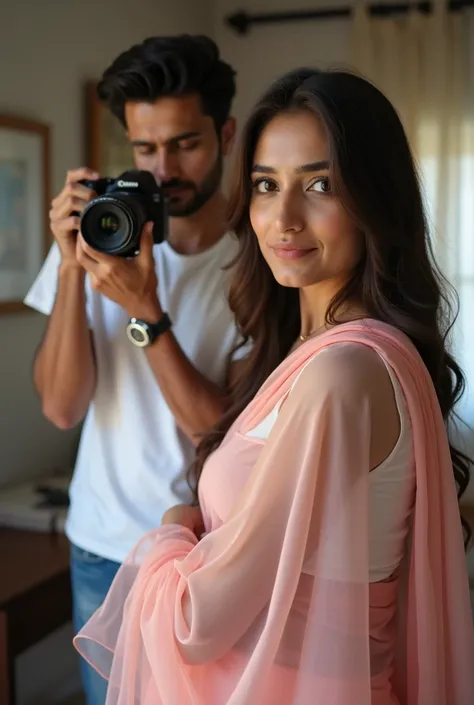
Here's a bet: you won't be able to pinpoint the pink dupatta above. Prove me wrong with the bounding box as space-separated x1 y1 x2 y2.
74 320 474 704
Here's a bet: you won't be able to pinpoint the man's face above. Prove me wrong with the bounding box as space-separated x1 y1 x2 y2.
125 94 235 217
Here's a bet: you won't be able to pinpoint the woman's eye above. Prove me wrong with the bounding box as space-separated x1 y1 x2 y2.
309 177 331 193
252 179 277 194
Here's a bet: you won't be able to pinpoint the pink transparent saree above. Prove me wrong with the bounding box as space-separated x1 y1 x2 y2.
74 320 474 704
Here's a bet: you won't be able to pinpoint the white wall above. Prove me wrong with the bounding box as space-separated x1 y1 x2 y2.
214 0 352 127
0 2 210 702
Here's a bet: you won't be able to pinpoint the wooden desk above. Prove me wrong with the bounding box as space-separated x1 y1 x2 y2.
0 528 72 704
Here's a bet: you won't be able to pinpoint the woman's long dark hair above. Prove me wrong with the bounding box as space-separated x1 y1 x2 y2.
190 68 472 543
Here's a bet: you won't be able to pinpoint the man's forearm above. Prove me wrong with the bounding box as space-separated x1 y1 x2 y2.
144 330 226 444
85 250 229 443
34 262 96 429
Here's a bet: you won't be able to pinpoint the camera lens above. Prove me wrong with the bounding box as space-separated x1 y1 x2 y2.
80 197 139 256
99 212 120 236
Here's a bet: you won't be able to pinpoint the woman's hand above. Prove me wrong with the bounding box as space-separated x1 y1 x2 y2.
162 504 205 538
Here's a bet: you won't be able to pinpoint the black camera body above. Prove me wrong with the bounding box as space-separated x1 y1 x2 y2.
78 169 168 257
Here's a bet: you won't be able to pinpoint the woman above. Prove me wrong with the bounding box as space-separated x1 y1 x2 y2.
74 68 474 704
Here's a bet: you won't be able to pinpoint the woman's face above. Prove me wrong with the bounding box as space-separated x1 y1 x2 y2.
249 110 363 290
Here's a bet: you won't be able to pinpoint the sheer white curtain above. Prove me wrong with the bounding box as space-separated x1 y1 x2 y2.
351 0 474 504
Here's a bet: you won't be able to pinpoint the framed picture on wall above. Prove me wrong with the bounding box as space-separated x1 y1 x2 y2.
85 81 134 175
0 115 50 314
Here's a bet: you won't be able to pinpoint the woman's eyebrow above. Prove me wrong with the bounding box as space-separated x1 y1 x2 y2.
251 160 330 174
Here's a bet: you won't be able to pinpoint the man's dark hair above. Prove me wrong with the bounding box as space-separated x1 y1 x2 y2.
97 35 237 132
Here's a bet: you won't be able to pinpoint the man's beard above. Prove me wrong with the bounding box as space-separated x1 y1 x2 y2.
162 149 223 218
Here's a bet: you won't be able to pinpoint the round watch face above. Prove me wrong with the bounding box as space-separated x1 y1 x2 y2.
126 322 150 347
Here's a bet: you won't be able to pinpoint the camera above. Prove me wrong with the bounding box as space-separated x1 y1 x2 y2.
78 170 168 257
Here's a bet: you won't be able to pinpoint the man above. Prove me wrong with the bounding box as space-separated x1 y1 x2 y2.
25 35 245 705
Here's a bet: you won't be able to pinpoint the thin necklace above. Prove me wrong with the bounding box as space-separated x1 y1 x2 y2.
299 323 327 342
299 314 369 341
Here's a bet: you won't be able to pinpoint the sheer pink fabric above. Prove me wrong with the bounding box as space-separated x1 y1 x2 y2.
74 320 474 704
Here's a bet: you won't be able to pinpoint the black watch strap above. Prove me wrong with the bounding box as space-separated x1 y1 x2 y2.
148 312 172 339
126 312 172 347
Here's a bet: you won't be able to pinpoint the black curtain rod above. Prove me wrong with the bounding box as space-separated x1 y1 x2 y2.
226 1 474 35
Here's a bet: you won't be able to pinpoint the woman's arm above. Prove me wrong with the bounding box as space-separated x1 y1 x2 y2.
167 343 400 663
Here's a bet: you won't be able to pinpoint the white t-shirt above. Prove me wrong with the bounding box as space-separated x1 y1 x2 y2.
25 234 247 563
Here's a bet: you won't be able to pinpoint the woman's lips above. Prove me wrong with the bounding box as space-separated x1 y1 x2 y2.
271 247 316 260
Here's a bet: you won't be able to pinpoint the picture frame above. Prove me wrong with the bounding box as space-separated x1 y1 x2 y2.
0 115 50 314
85 81 134 176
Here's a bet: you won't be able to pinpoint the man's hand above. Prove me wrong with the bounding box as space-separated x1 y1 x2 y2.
50 167 99 264
76 223 162 320
161 504 205 538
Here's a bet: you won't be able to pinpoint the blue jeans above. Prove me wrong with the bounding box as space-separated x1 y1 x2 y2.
70 544 121 705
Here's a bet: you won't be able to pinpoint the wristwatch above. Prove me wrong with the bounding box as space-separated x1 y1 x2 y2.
126 313 172 348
